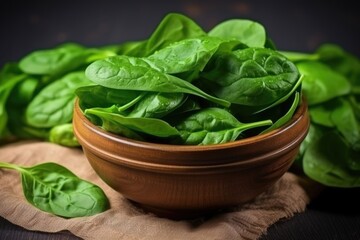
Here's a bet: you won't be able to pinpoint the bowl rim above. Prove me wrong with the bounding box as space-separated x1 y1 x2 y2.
74 96 308 152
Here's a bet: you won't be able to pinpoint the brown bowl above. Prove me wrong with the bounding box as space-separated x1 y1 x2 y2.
73 98 309 219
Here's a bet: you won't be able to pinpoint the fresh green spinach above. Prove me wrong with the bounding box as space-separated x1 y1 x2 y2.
172 107 272 145
208 19 266 47
25 71 92 128
114 13 207 57
85 106 180 138
296 61 351 105
287 44 360 187
199 47 300 106
49 123 79 147
261 92 300 134
0 161 109 218
303 131 360 187
85 55 230 107
1 13 301 149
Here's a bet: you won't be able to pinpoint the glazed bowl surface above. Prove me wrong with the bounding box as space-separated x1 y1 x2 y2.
73 98 309 219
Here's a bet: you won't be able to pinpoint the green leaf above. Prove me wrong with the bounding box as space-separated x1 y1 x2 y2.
316 43 360 87
261 91 300 134
75 85 143 109
200 47 300 106
0 162 109 218
296 61 351 105
49 123 80 147
330 98 360 148
85 106 180 138
19 43 88 76
127 92 185 118
174 108 272 145
143 13 207 56
114 13 207 57
85 55 230 107
303 131 360 187
26 71 92 128
147 37 223 74
0 74 27 137
208 19 266 47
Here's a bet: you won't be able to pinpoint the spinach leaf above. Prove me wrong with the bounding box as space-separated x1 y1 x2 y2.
147 37 223 74
26 71 92 128
330 98 360 149
19 43 88 76
115 13 206 57
7 108 50 140
85 56 230 107
0 74 27 137
7 76 39 107
99 118 145 141
0 161 109 218
294 124 324 166
349 95 360 119
208 19 266 47
142 13 207 56
280 51 319 62
173 108 272 145
303 131 360 187
261 92 300 134
85 106 180 138
49 123 80 147
296 61 351 105
316 44 360 88
200 47 300 106
309 99 337 128
75 85 143 109
126 92 185 118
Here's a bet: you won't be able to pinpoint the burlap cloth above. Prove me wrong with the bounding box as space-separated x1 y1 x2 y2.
0 141 315 240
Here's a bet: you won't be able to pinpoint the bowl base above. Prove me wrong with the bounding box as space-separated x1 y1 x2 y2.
130 201 231 220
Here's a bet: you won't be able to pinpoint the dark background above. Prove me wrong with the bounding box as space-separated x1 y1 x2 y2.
1 0 359 67
1 0 360 239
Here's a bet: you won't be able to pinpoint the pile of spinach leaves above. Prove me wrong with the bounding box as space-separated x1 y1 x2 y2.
0 43 117 146
77 13 302 145
0 13 301 146
283 44 360 187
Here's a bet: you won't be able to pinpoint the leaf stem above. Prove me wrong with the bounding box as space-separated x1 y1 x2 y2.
0 161 24 173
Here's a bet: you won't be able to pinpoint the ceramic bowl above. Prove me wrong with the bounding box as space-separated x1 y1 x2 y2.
73 98 309 219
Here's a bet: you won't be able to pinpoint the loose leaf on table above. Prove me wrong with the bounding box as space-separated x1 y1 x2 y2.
173 107 272 145
0 161 109 218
